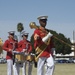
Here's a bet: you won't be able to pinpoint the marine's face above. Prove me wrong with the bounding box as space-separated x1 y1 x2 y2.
9 34 14 39
23 35 28 40
39 20 47 28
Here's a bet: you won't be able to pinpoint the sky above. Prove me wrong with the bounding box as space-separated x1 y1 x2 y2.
0 0 75 42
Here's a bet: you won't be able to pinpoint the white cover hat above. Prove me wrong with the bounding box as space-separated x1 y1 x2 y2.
37 16 48 20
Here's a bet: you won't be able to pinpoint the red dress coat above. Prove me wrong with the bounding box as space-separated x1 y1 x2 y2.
17 39 32 53
3 39 18 59
34 28 54 58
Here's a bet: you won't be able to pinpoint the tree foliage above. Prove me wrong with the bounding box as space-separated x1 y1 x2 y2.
17 23 24 32
48 29 72 54
30 34 35 53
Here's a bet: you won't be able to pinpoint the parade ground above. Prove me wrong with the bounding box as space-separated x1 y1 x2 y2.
0 63 75 75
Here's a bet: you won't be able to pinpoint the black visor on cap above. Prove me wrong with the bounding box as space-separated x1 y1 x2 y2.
22 35 28 37
10 33 14 35
22 34 28 37
40 19 47 22
9 33 14 36
8 31 15 36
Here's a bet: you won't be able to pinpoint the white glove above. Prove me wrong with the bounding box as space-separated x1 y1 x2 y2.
12 51 19 54
22 49 27 52
48 32 53 37
42 32 53 42
30 53 35 56
24 53 28 55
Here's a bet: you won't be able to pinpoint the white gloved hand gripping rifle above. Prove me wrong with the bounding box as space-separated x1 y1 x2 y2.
42 32 53 43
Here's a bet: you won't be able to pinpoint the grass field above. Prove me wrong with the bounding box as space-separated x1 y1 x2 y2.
0 63 75 75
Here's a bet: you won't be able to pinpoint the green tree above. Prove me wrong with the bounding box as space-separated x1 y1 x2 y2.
30 29 72 55
17 23 24 40
49 30 72 54
30 34 36 53
17 23 24 32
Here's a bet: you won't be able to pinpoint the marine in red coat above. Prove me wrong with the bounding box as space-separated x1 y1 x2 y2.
3 31 18 59
34 18 54 58
18 33 32 53
3 31 18 75
33 16 55 75
16 33 33 75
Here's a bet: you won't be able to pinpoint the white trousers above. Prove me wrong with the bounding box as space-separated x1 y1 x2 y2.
13 61 33 75
37 55 55 75
13 63 20 75
7 59 13 75
22 61 33 75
